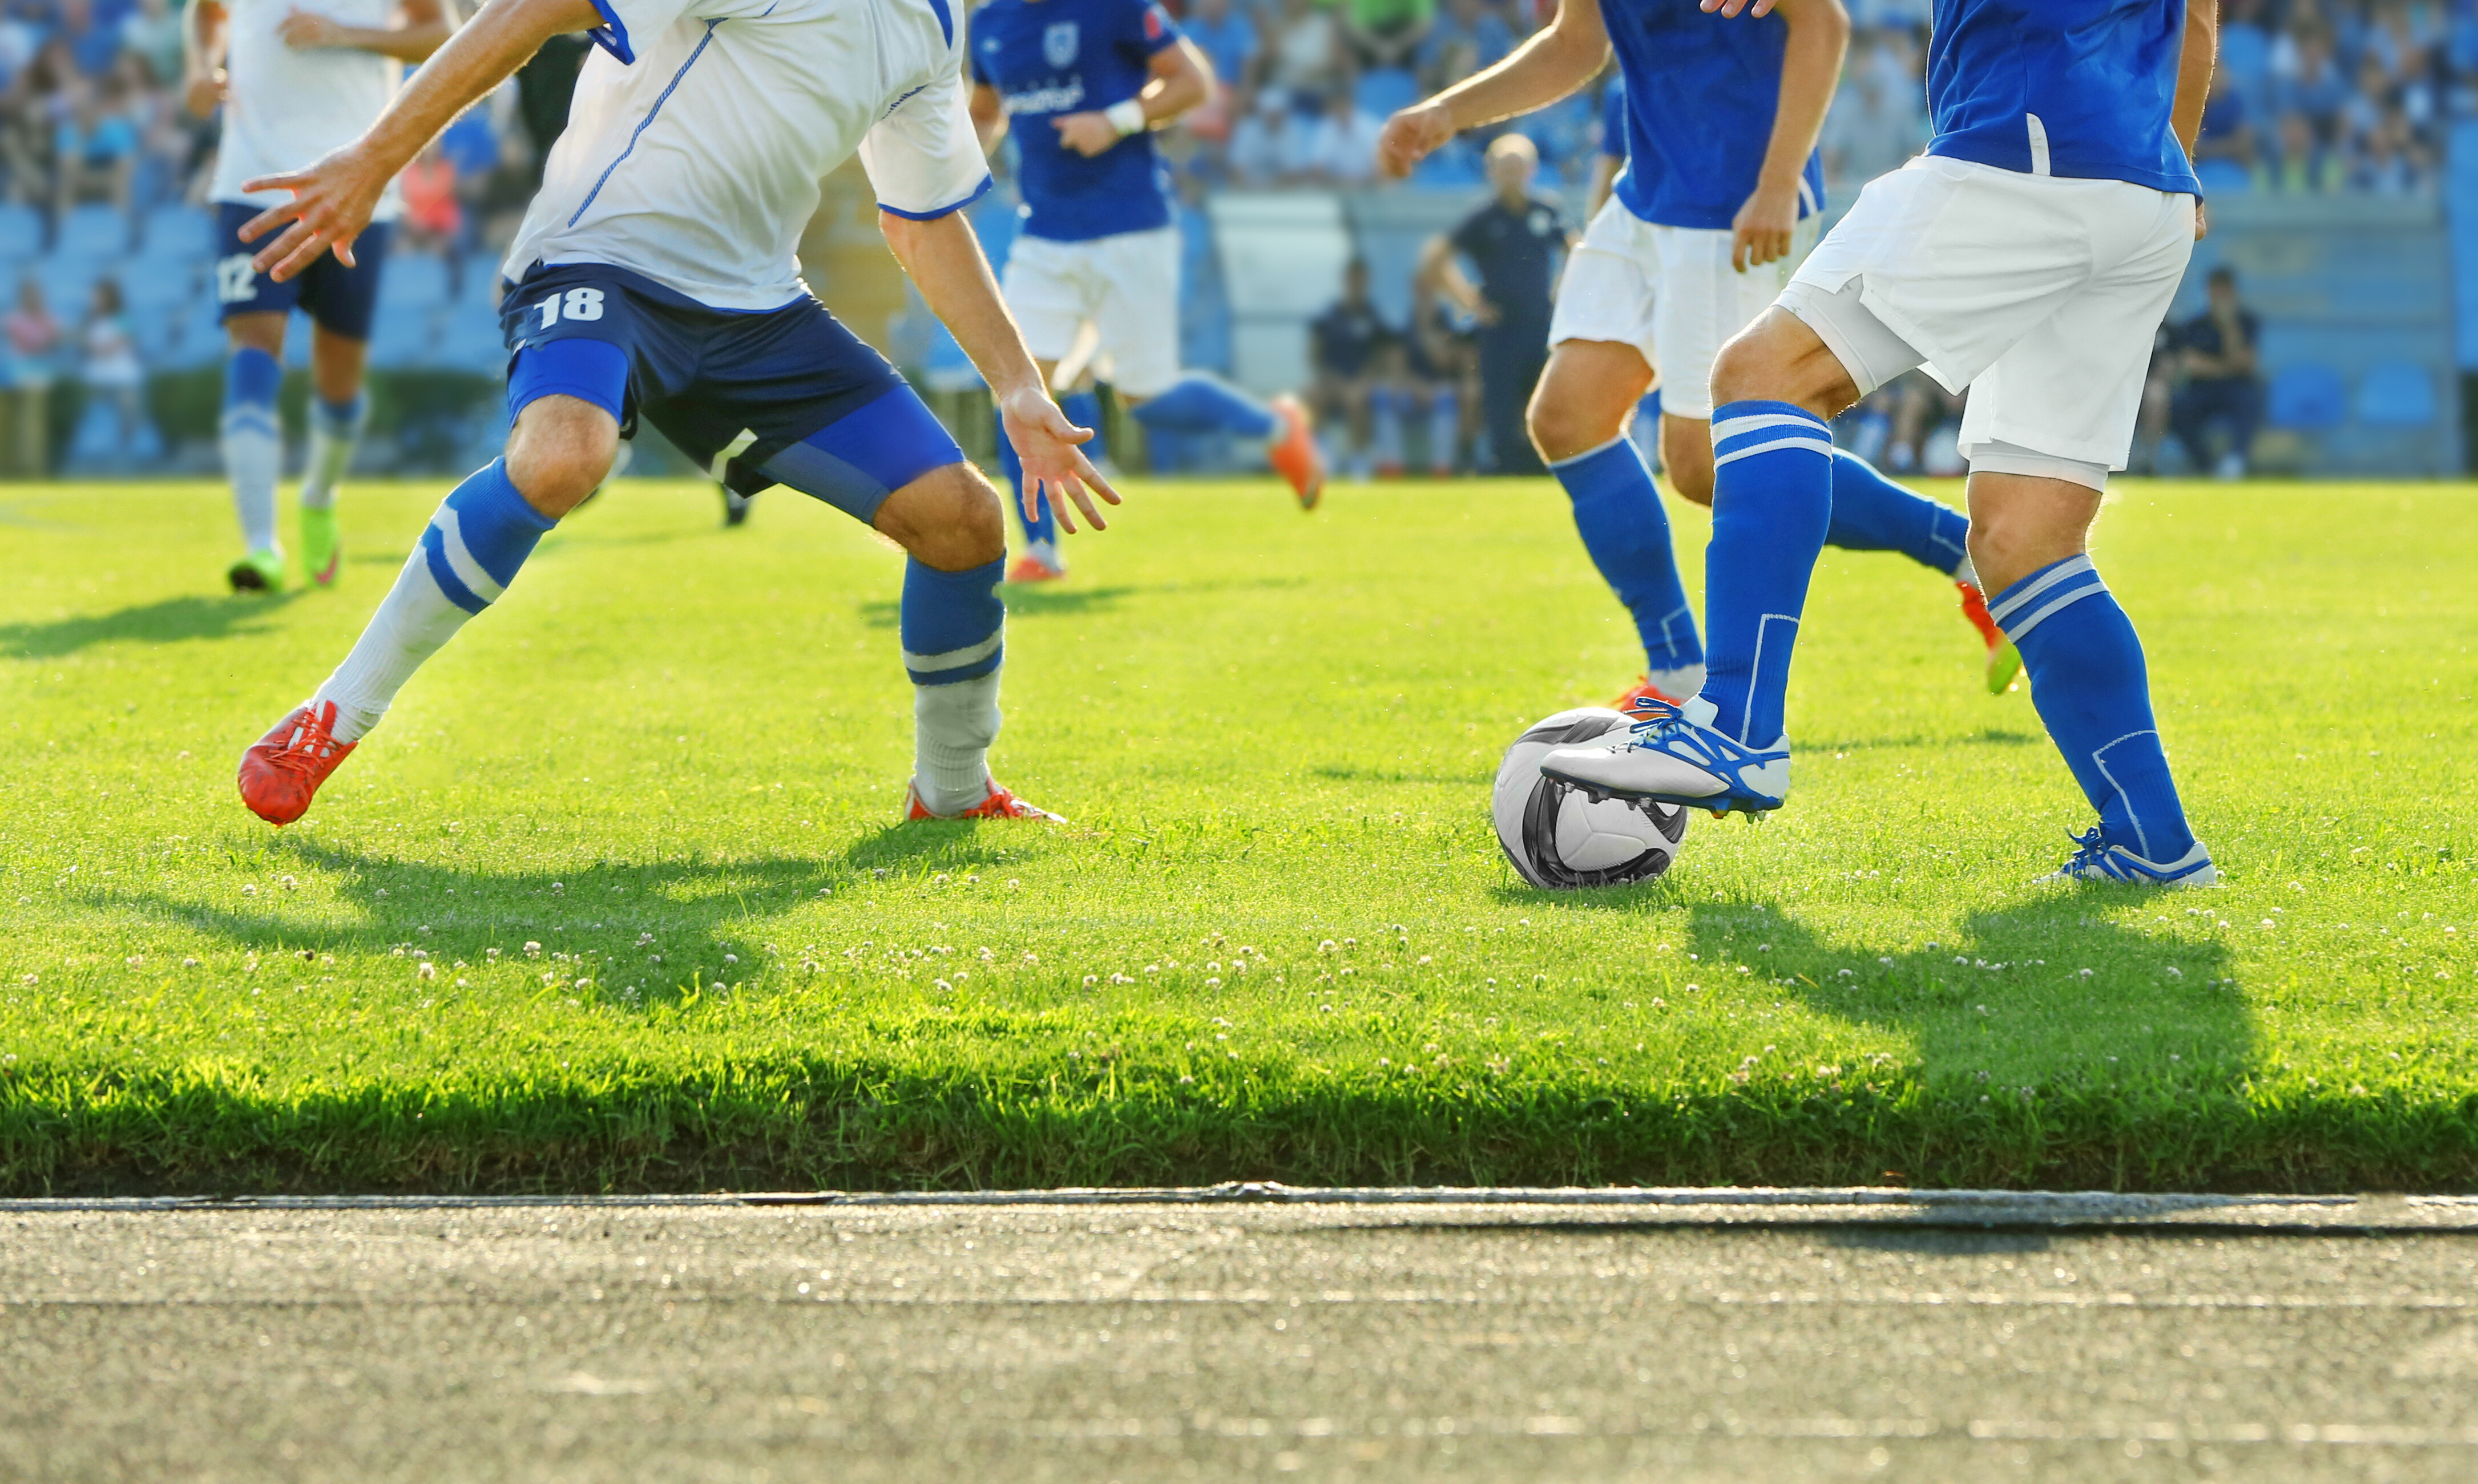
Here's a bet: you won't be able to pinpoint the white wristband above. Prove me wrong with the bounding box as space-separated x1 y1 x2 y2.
1104 99 1147 136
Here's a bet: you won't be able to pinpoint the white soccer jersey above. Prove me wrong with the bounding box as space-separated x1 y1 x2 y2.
502 0 991 312
209 0 406 220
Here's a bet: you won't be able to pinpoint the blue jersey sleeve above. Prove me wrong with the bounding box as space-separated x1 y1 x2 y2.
1124 0 1183 59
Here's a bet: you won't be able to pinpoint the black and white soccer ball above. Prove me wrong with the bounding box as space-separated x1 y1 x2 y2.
1492 707 1689 889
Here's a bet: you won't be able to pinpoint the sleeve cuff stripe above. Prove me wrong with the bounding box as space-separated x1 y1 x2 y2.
587 0 635 64
878 173 995 222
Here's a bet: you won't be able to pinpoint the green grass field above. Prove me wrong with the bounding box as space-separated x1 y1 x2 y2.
2 474 2472 1195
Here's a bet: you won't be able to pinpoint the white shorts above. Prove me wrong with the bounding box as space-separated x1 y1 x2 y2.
1778 156 2197 483
1000 225 1183 398
1547 200 1818 421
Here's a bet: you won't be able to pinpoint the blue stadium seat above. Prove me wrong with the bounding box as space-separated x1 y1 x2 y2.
34 255 102 317
58 204 131 258
0 203 42 261
2194 159 2253 196
2266 362 2346 430
369 304 437 369
142 205 213 261
435 302 509 373
381 251 453 313
2355 360 2438 426
1354 67 1419 122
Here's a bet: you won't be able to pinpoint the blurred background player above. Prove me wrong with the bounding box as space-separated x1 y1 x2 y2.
1545 0 2219 887
1418 132 1562 476
970 0 1324 583
1381 0 2020 707
233 0 1112 829
185 0 453 592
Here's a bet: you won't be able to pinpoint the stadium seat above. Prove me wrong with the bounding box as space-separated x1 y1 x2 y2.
0 202 42 262
141 205 213 261
369 304 438 369
2194 159 2253 196
1353 68 1419 122
34 255 102 318
2266 362 2347 430
435 304 510 373
2354 360 2438 426
382 251 453 313
58 204 131 259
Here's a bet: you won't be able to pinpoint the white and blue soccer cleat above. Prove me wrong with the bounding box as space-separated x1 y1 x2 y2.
1537 696 1790 818
2041 828 2220 888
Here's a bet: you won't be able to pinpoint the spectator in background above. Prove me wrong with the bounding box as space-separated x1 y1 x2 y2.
3 274 58 476
1821 34 1927 193
2193 67 2257 173
2262 110 2340 192
399 138 462 257
1302 87 1383 184
63 0 122 79
1264 0 1348 99
1422 132 1563 474
1309 256 1390 474
80 275 143 459
1230 86 1310 185
1420 0 1512 90
1185 0 1259 88
54 72 139 216
1345 0 1433 72
2171 266 2264 480
1403 274 1473 472
2277 25 2352 134
121 0 185 84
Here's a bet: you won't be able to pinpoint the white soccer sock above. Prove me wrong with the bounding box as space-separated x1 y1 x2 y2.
222 410 280 553
299 393 369 512
1952 551 1980 590
913 670 1002 815
310 544 478 742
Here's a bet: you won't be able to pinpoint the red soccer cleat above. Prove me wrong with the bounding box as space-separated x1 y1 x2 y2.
1608 674 1696 715
1006 548 1066 583
237 699 356 826
1266 393 1326 512
903 778 1067 823
1958 580 2024 694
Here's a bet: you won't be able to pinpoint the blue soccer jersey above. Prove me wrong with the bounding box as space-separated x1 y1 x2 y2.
1924 0 2200 195
970 0 1183 242
1601 0 1822 232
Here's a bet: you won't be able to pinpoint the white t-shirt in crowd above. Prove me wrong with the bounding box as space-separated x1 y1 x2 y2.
209 0 405 221
502 0 990 312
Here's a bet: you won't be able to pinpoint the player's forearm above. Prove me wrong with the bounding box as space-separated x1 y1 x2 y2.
1758 0 1846 196
1586 153 1621 217
184 1 228 78
2172 1 2218 159
1426 0 1607 134
881 211 1046 403
325 19 458 61
1137 41 1214 128
355 0 595 175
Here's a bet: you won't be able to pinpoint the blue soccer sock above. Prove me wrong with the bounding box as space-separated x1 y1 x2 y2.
1549 435 1701 678
994 432 1058 553
221 346 282 554
1825 450 1970 576
1991 556 2197 863
1127 373 1279 440
902 556 1007 814
299 389 369 512
1700 401 1836 745
1630 387 1663 470
312 459 555 742
1426 386 1459 473
1059 390 1109 463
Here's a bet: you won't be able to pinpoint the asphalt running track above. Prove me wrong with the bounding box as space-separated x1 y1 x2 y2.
8 1187 2478 1482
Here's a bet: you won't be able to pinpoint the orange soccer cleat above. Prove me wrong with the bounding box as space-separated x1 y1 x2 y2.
1006 548 1066 583
903 778 1067 823
1265 393 1326 512
1958 580 2024 694
237 699 356 825
1608 674 1696 716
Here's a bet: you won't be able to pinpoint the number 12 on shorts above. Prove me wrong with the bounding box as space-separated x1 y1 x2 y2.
535 287 606 327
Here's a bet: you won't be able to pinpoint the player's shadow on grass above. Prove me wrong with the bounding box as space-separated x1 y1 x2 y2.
1 592 305 659
1806 726 2044 750
1667 891 2247 1109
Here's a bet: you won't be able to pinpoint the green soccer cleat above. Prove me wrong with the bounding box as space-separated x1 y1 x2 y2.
1958 581 2023 694
299 507 341 587
227 548 285 593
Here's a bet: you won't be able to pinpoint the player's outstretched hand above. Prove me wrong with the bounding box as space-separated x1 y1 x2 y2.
1730 181 1797 272
1377 101 1453 180
183 69 225 120
999 385 1122 534
240 145 391 281
1698 0 1778 15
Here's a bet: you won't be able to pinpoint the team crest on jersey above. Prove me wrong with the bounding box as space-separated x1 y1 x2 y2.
1044 22 1080 68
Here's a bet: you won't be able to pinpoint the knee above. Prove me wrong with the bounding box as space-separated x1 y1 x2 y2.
225 314 284 358
1708 333 1774 410
1525 388 1602 463
504 395 619 519
877 463 1006 572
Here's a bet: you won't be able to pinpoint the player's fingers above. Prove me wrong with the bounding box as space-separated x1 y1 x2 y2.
332 233 358 270
235 201 300 245
253 221 321 279
1062 478 1109 533
1075 452 1123 508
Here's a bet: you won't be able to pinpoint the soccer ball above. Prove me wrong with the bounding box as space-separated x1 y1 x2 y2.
1492 707 1689 889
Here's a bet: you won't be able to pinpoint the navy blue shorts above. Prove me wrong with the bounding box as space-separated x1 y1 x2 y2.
214 203 393 339
499 262 962 507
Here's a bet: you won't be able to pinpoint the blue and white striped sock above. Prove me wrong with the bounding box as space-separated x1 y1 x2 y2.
312 460 555 742
1825 450 1970 576
221 346 282 554
903 556 1007 814
1991 556 2196 863
1700 401 1836 745
299 390 369 512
